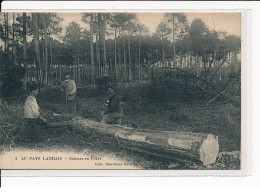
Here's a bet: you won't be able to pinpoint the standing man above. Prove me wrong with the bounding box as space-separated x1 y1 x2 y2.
24 84 48 142
61 72 77 115
100 87 122 124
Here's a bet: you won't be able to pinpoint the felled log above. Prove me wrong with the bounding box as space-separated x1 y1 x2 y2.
72 116 219 166
48 120 73 127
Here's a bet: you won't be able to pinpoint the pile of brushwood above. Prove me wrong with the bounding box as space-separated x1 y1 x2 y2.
0 99 26 152
137 69 241 105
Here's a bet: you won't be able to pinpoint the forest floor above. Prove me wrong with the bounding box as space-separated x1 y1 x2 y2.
0 86 241 170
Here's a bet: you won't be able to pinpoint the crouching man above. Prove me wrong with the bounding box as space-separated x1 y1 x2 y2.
24 85 48 143
100 87 122 124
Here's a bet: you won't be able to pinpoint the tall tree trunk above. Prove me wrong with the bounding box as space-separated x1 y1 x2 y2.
172 19 176 66
6 13 9 52
41 35 44 82
41 15 48 84
128 30 131 82
138 34 141 80
102 14 107 76
0 53 2 98
219 61 222 81
59 62 62 83
203 52 208 82
23 13 27 67
96 33 101 78
118 29 121 77
4 13 9 53
77 54 80 84
98 14 103 76
22 13 28 89
49 34 53 86
114 29 117 77
4 13 7 53
123 36 127 81
12 13 15 58
162 41 165 68
90 14 95 88
32 13 41 83
73 56 76 81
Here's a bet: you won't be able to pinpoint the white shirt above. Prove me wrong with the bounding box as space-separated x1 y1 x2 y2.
24 95 40 119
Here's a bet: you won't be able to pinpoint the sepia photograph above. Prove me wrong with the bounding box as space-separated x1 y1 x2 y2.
0 12 241 170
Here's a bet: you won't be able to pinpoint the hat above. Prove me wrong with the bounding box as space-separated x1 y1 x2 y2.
28 84 38 92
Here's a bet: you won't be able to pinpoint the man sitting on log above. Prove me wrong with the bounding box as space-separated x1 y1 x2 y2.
23 84 48 143
100 87 122 124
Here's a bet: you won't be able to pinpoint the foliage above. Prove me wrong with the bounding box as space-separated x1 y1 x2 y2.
95 76 118 95
0 13 241 99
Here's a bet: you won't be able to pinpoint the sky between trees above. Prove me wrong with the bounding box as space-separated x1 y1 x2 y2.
58 12 241 36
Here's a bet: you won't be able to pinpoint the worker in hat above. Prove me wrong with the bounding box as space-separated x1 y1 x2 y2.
60 73 77 115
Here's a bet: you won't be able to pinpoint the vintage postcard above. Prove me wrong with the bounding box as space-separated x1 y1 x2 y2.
0 11 245 173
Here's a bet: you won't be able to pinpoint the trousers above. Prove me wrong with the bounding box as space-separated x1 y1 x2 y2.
24 118 47 143
100 112 122 124
67 98 76 115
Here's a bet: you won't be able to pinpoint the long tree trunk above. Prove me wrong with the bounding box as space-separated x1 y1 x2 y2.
72 117 220 166
123 36 127 81
0 53 2 98
118 29 121 78
128 30 131 82
32 13 41 83
22 13 27 89
97 14 103 76
6 13 9 52
114 28 117 77
172 19 176 67
4 13 9 53
4 13 7 53
90 14 95 88
102 14 107 76
77 54 80 84
162 40 165 68
41 35 44 82
23 13 27 67
59 62 62 83
96 33 101 78
203 52 208 82
219 61 222 81
138 33 141 80
49 33 53 86
12 13 15 58
73 56 76 81
41 15 48 85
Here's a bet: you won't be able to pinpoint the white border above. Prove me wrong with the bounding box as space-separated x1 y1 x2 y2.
0 1 251 177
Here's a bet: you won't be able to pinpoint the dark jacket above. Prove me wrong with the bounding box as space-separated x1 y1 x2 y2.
106 93 122 114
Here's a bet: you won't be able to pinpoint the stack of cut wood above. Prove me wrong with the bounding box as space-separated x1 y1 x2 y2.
217 151 240 163
71 116 220 166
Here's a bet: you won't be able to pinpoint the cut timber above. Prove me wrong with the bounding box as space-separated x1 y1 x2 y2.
48 120 73 127
72 116 219 166
217 151 240 163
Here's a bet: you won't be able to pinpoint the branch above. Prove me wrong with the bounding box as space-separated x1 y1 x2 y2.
0 126 15 153
163 67 237 104
207 90 226 104
209 55 227 84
